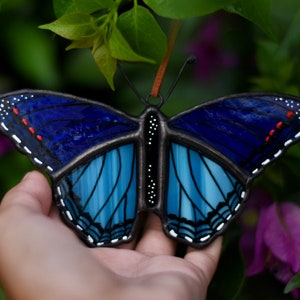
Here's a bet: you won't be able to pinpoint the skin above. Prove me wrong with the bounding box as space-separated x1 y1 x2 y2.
0 171 222 300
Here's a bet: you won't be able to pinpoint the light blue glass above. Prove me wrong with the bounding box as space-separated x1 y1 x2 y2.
57 143 137 245
165 142 243 241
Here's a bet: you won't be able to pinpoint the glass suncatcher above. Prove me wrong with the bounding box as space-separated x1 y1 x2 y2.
0 89 300 247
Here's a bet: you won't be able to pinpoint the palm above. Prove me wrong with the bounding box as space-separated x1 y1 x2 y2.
0 171 222 300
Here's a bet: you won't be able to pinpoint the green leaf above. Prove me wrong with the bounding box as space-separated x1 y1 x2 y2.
109 26 154 63
92 40 117 90
39 13 96 40
117 5 167 63
53 0 114 17
66 34 97 50
284 272 300 294
143 0 236 19
226 0 276 40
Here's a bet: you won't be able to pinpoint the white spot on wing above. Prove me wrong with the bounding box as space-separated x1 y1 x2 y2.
66 210 73 221
234 203 241 212
1 122 8 131
169 229 178 237
33 157 43 165
217 223 224 231
12 134 21 143
274 149 282 158
184 236 193 243
226 214 232 221
261 158 270 166
87 235 94 244
200 235 210 242
284 139 293 146
76 225 83 231
47 166 54 172
23 146 32 154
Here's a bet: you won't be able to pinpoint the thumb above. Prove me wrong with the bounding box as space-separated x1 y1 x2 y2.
0 171 52 216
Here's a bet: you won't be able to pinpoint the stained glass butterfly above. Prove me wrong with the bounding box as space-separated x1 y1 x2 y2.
0 89 300 248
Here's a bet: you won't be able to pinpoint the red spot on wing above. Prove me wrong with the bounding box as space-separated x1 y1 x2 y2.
13 108 19 115
29 127 35 134
269 129 275 136
13 108 43 142
276 121 283 129
265 116 290 143
286 111 294 119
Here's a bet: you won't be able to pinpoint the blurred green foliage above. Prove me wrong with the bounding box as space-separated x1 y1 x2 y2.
0 0 300 299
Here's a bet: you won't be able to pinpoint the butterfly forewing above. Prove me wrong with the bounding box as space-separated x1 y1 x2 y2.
169 94 300 176
0 91 139 173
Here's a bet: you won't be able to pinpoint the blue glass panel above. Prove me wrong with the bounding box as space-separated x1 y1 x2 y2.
164 143 244 244
55 143 137 246
0 92 139 171
169 95 300 174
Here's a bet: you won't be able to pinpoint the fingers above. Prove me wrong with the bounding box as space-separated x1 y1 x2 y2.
184 237 222 284
135 213 177 256
1 171 52 216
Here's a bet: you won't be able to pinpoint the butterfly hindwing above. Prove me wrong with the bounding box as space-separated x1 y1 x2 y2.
163 142 245 246
55 143 138 246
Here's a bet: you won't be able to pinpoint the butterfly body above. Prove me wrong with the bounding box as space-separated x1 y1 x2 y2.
1 90 300 247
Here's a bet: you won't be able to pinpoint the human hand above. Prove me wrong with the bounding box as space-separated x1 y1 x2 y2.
0 171 222 300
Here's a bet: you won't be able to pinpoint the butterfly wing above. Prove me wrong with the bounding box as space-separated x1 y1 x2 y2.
0 90 140 246
164 142 245 246
56 143 138 246
0 90 139 173
164 93 300 247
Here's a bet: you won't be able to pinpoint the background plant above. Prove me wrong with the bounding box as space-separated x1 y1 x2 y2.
1 0 300 299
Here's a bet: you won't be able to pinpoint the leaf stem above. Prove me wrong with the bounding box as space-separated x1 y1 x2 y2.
151 20 181 98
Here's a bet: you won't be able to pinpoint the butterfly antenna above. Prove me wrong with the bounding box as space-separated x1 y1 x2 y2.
117 63 147 105
164 55 197 102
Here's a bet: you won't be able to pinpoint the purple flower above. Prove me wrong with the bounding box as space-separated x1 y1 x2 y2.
239 189 273 266
188 16 238 80
0 134 13 156
240 191 300 298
